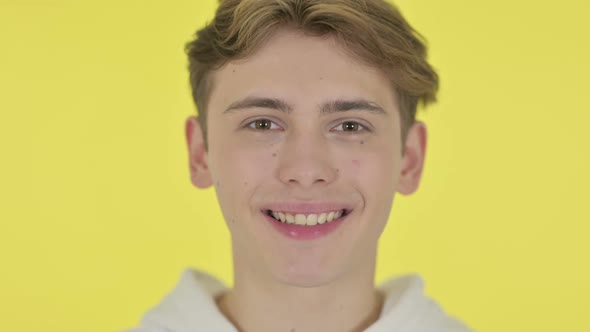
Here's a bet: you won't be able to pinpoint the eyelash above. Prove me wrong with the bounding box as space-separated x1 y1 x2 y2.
245 119 369 133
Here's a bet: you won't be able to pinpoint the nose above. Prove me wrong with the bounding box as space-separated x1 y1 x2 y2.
277 130 338 188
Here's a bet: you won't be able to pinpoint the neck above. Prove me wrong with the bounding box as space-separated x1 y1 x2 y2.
216 255 384 332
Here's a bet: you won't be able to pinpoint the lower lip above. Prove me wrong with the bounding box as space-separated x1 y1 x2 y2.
263 211 348 241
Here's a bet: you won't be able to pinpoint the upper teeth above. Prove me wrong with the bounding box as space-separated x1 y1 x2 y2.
270 210 345 226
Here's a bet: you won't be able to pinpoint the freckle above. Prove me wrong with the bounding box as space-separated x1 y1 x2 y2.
360 140 364 145
232 69 235 73
244 181 248 186
272 153 277 157
231 219 235 223
319 77 323 80
336 168 340 173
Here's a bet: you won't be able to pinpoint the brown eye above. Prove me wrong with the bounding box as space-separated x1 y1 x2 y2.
255 119 271 129
246 119 280 130
334 121 367 133
342 122 359 131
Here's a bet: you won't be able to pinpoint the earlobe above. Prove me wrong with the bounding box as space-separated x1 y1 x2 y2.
185 116 213 189
397 121 427 195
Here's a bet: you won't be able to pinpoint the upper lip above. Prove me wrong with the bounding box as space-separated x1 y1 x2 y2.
262 201 354 215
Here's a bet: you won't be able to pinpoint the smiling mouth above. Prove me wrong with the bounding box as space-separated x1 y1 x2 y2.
265 209 351 226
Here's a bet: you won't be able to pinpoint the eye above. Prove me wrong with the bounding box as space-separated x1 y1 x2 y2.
332 121 368 133
246 118 281 131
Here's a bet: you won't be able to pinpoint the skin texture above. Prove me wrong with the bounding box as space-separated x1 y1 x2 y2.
185 28 427 332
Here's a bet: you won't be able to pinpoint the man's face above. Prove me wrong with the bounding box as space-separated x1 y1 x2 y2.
186 29 426 286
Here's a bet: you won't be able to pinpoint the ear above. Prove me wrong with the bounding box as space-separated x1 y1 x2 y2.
397 121 428 195
185 116 213 188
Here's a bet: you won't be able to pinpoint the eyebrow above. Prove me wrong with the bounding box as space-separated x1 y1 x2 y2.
223 96 388 116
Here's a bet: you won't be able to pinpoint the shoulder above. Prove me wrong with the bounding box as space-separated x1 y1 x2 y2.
121 268 232 332
121 327 170 332
376 274 474 332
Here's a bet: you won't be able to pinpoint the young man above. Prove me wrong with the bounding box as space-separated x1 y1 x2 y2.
128 0 472 331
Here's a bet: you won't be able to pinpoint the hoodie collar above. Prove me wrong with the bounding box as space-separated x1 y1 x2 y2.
139 268 471 332
140 269 237 332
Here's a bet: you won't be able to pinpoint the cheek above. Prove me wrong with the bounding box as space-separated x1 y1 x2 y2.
209 147 277 230
229 147 276 178
213 145 277 200
347 151 397 209
346 151 395 183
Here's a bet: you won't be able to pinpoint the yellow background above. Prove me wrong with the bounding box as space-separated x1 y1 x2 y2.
1 0 588 331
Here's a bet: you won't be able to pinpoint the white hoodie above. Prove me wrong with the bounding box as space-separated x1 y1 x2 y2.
125 269 473 332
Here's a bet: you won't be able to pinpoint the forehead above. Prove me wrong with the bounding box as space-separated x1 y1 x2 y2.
208 28 397 113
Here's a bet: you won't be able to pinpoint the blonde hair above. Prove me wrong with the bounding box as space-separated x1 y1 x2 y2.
185 0 439 154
